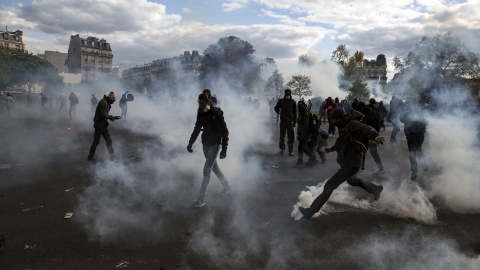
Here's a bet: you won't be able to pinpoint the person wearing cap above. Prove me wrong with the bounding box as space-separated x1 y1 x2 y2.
274 89 297 156
187 93 231 208
299 107 385 220
323 97 338 136
87 91 121 163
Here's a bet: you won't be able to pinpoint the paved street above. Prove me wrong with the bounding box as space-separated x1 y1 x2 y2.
1 105 480 269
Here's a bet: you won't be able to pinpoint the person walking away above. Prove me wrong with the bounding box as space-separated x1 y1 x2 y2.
335 97 342 108
274 89 297 156
269 97 276 120
299 108 385 219
26 93 32 108
187 93 231 208
69 92 78 120
323 97 338 136
40 93 48 111
295 100 318 167
58 94 67 113
388 96 403 142
90 94 98 116
377 101 388 131
119 91 129 120
5 93 15 117
307 99 313 113
0 93 5 115
361 99 386 176
400 100 429 180
87 92 121 163
319 100 327 124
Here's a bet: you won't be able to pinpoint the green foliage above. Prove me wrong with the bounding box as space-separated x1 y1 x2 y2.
331 44 349 66
0 50 12 90
264 69 284 98
152 66 176 91
331 45 365 83
2 50 63 92
346 78 370 102
298 54 313 67
200 36 259 93
286 75 312 100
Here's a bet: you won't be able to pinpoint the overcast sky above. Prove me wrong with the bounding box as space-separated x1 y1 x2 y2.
1 0 479 78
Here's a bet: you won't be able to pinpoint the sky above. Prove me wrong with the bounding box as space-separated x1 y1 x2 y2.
1 0 480 79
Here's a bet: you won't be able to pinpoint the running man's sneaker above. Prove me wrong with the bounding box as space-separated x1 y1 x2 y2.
192 199 206 208
373 185 383 201
87 158 97 164
220 185 231 196
411 173 418 181
299 207 314 219
373 170 385 176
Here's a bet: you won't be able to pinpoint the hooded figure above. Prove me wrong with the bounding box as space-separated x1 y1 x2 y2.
299 108 385 220
187 93 231 208
295 100 319 167
323 96 338 136
87 91 121 163
274 89 297 156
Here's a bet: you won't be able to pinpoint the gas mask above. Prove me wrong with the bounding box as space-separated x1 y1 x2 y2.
203 105 210 112
285 95 291 100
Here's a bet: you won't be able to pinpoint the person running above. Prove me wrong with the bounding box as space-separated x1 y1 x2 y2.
58 94 67 113
299 108 385 219
87 92 121 163
187 93 231 208
377 101 388 131
274 89 297 156
400 100 429 180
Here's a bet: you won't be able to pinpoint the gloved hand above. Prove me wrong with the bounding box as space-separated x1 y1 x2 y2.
187 144 193 153
220 149 227 159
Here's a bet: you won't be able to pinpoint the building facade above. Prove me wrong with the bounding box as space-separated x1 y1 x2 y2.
67 34 113 82
122 50 203 79
39 51 68 73
364 54 388 87
0 28 27 53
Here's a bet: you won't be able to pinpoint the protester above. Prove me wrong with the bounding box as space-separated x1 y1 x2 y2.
58 94 67 113
0 93 4 115
26 93 32 108
90 94 98 116
307 99 313 113
360 99 386 176
187 93 231 208
400 100 429 180
5 93 15 117
119 91 130 120
377 101 388 131
40 93 48 111
388 95 403 142
274 89 297 156
319 99 327 124
295 100 318 167
69 92 78 120
269 97 277 120
299 108 385 219
335 97 342 108
323 97 338 136
87 92 121 163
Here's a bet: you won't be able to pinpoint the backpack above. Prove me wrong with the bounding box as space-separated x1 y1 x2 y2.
319 128 329 139
365 106 381 131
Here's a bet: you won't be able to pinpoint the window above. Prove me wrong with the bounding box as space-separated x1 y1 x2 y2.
83 40 87 46
91 41 94 47
107 58 109 64
16 45 20 51
99 57 103 63
92 55 95 62
84 55 88 61
4 44 9 50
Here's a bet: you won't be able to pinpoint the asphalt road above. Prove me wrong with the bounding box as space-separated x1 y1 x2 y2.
1 106 480 269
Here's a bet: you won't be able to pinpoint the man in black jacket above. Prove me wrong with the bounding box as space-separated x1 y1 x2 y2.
187 93 231 208
295 100 318 167
400 100 428 180
274 89 297 156
87 92 121 163
299 108 385 220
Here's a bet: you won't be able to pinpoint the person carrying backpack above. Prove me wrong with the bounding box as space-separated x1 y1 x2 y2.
295 100 319 167
274 89 297 156
353 100 385 176
299 108 385 220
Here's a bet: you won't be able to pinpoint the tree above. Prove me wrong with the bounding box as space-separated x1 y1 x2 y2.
344 50 365 81
0 50 12 90
346 78 370 102
392 32 480 97
8 51 63 93
264 69 284 98
286 75 311 100
331 44 349 66
199 36 260 93
152 66 176 92
298 54 313 67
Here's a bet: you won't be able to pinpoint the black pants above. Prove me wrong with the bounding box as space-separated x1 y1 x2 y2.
328 117 335 135
406 133 428 173
369 142 384 171
88 127 114 160
279 121 294 153
320 112 326 123
390 115 400 141
308 165 380 213
297 140 317 162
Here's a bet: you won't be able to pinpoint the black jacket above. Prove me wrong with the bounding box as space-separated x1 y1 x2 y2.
189 107 229 150
93 96 114 129
274 97 297 124
400 108 427 134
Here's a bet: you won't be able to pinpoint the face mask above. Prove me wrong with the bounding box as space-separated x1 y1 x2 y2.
286 95 291 100
203 105 210 112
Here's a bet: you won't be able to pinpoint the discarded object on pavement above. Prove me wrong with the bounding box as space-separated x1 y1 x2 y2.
56 127 75 130
64 213 73 219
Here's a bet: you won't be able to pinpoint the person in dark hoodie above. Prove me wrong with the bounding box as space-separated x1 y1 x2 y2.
323 97 338 136
187 93 231 208
377 101 388 131
299 108 385 219
274 89 297 156
87 91 121 163
400 100 429 180
295 100 319 167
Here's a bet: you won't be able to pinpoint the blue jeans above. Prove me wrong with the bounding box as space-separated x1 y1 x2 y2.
197 144 229 201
